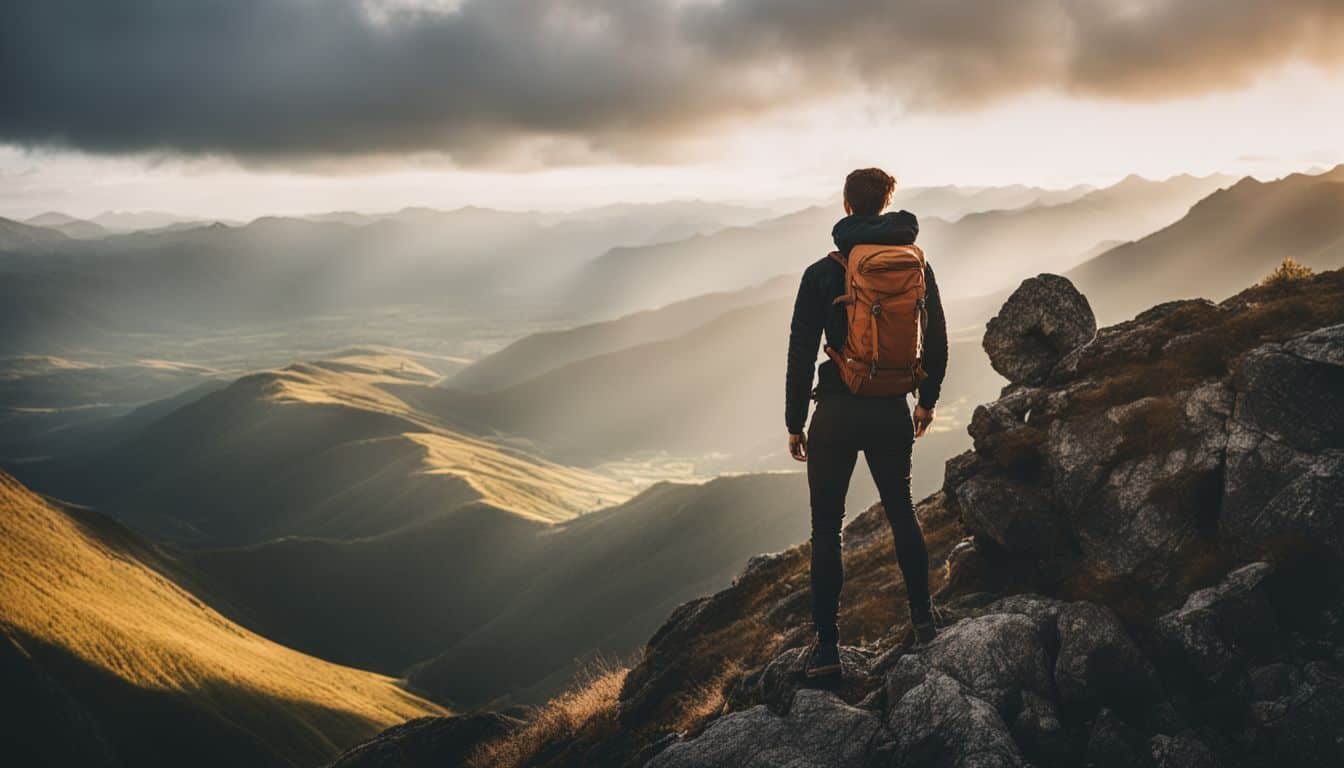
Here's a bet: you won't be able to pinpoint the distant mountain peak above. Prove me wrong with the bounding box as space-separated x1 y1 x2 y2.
25 211 84 227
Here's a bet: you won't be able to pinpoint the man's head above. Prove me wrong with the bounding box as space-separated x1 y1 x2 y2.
843 168 896 216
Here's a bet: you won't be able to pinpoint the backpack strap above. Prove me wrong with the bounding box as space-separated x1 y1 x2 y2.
827 250 855 305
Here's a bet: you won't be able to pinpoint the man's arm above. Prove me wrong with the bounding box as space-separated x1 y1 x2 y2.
785 266 824 436
917 263 949 411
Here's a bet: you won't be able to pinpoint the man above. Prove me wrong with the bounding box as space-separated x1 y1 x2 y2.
785 167 948 677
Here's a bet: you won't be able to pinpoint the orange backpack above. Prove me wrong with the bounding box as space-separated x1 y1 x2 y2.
823 243 928 396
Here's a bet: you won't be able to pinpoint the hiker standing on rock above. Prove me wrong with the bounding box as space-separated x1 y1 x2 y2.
785 168 949 677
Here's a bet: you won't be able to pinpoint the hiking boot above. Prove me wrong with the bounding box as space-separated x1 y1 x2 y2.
912 619 938 646
804 639 842 678
911 602 944 647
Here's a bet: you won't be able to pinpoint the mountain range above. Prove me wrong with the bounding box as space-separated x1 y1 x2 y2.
560 173 1233 319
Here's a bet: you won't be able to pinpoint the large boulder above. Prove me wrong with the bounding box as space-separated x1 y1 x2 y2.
1223 326 1344 560
922 614 1054 717
984 274 1097 385
748 645 875 712
646 688 888 768
884 655 1025 768
1156 562 1278 685
984 594 1065 635
1041 383 1233 591
1231 325 1344 452
1054 602 1160 713
954 470 1063 556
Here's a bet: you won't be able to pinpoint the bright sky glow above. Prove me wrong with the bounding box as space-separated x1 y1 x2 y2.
3 67 1341 220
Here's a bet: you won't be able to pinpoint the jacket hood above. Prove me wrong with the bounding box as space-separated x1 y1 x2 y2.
831 210 919 257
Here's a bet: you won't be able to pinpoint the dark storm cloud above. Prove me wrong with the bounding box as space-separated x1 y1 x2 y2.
2 0 1341 164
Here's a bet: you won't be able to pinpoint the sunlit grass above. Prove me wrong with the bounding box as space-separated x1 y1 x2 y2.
408 432 629 523
466 661 629 768
0 471 444 762
247 350 634 523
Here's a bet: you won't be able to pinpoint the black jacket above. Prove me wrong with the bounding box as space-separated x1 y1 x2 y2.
785 211 949 434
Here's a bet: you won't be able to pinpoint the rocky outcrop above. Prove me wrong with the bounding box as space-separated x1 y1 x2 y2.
1222 324 1344 560
885 655 1025 768
647 688 888 768
1155 562 1278 686
950 276 1344 604
741 644 875 713
1054 601 1160 713
644 593 1176 768
984 274 1097 384
921 613 1054 716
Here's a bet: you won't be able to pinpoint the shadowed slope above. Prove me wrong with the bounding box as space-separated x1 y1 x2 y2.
452 276 795 392
0 216 69 249
186 472 814 711
0 470 442 768
406 473 814 708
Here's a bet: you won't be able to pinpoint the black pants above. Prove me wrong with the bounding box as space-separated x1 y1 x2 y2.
807 394 932 644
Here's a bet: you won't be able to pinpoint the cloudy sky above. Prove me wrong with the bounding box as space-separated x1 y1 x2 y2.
3 0 1343 219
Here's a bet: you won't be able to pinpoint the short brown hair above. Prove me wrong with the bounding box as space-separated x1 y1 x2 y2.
844 168 896 216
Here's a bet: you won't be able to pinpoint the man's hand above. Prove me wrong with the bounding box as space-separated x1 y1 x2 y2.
913 405 935 438
788 432 808 462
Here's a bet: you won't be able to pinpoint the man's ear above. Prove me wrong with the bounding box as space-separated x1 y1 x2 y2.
843 200 852 215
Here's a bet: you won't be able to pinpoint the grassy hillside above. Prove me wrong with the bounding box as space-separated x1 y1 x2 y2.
0 470 442 768
15 351 629 546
